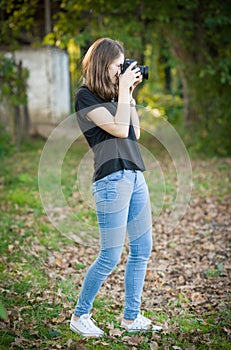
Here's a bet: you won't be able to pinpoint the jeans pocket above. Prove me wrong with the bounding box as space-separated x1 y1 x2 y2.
107 170 124 181
92 177 105 194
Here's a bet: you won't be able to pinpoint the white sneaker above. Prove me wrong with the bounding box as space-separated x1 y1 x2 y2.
121 313 162 333
70 314 104 337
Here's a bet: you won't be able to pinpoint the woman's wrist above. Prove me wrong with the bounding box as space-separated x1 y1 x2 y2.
130 97 136 107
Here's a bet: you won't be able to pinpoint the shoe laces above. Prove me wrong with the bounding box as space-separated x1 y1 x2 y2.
83 314 101 330
84 313 94 323
134 313 151 328
138 312 149 321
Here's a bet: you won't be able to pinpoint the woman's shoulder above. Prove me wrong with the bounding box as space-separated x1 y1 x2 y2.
75 85 101 111
75 85 92 98
76 85 104 104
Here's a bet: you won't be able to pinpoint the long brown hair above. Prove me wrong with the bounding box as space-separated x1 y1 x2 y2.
82 38 124 101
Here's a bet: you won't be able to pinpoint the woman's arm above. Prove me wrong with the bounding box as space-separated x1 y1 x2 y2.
129 73 143 140
87 61 141 138
130 103 140 140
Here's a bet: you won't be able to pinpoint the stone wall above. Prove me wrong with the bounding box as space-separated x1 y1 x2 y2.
1 46 71 138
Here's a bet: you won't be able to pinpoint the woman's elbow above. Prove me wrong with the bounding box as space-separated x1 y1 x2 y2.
134 128 140 140
115 126 129 138
117 130 129 138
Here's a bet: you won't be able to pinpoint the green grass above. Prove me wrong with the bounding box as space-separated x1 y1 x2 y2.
0 136 230 349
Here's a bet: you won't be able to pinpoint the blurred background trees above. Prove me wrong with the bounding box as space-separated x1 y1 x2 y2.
0 0 230 155
0 56 29 148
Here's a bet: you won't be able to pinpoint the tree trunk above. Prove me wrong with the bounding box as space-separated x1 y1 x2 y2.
12 106 22 148
22 104 31 140
44 0 52 35
17 60 31 143
164 64 172 94
164 30 199 124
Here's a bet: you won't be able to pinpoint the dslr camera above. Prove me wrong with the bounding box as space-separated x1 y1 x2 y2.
121 58 149 80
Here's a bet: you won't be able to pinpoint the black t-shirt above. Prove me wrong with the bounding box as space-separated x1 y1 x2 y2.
75 85 145 181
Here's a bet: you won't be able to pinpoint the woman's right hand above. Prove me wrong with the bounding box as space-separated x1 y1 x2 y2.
119 61 141 90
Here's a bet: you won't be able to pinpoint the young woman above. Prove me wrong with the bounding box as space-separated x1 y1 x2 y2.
70 37 160 337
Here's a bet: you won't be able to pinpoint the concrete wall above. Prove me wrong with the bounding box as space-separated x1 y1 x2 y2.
1 46 71 137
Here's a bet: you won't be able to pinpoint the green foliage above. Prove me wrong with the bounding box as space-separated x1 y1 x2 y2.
47 0 155 51
0 0 38 48
180 119 231 157
0 125 13 158
0 55 30 148
0 301 7 321
47 0 230 155
157 0 231 155
6 188 41 209
0 55 29 106
139 86 184 125
1 0 230 155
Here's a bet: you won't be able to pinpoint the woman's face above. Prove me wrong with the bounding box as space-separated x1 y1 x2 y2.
108 53 124 84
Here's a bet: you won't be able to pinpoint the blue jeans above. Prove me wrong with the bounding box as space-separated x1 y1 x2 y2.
74 170 152 320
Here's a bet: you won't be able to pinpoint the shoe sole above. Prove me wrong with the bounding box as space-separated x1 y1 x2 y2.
124 328 150 333
122 325 162 333
70 324 103 338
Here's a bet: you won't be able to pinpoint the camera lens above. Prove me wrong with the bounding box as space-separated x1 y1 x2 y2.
122 59 149 80
139 65 148 80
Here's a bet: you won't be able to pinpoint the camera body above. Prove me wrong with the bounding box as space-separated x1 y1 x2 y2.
121 58 149 80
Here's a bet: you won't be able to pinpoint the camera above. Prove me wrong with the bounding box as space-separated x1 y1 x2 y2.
121 58 149 80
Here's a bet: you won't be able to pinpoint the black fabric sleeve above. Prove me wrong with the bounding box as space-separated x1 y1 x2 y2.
75 86 102 113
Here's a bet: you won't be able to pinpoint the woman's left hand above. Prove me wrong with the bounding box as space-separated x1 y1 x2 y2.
130 73 143 94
